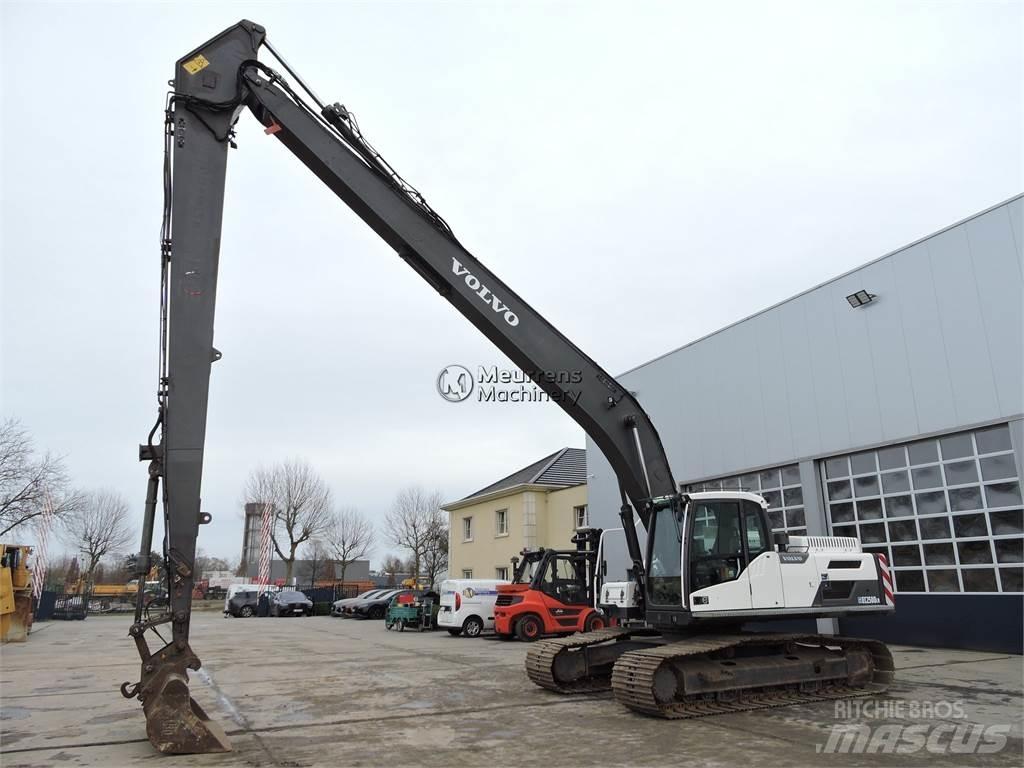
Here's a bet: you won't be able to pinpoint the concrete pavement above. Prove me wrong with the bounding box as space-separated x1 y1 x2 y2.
1 614 1021 767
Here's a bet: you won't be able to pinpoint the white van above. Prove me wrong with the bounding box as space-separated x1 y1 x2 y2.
437 579 508 637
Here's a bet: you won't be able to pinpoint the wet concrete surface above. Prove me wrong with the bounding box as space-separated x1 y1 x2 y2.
1 614 1021 767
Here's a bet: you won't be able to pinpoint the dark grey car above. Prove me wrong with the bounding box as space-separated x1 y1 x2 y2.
349 589 410 619
270 590 313 617
227 589 259 617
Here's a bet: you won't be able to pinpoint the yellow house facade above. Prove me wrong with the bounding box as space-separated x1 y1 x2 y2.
444 448 588 580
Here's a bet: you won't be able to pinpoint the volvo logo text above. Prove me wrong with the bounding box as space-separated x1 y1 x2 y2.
451 258 520 326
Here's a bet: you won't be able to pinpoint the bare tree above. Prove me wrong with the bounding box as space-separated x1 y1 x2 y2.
243 459 333 584
56 554 80 589
325 507 374 585
59 490 134 587
384 486 444 583
297 538 332 589
421 516 449 589
381 554 405 586
102 552 135 585
0 417 84 537
194 548 232 576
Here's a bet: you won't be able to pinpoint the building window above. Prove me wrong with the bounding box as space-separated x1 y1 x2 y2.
495 508 508 536
823 424 1022 594
574 504 589 528
686 464 806 538
462 516 473 541
462 569 473 579
495 567 509 580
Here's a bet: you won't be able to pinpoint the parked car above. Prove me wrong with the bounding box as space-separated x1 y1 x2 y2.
437 579 508 637
223 583 278 616
226 588 259 617
271 589 314 617
348 589 407 619
332 589 388 617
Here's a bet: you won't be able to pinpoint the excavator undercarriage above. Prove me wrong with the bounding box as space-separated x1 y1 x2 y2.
526 629 894 718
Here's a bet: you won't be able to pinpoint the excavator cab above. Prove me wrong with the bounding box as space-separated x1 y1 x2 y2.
642 491 895 623
688 497 771 591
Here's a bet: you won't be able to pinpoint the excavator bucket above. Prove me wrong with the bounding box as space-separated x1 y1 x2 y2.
142 671 231 754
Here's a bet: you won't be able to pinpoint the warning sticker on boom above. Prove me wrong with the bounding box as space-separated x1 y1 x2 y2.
183 54 210 75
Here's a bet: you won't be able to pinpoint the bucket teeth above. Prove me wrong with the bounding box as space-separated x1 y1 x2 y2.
142 672 231 754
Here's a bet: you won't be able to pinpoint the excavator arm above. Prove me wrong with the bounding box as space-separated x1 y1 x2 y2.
126 20 678 753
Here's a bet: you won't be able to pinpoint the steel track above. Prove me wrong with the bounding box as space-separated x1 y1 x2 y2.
524 627 659 693
610 633 894 718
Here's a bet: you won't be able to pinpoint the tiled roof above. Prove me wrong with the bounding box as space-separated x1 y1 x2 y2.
457 447 586 503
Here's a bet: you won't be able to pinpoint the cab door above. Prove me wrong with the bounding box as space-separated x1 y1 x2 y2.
688 500 753 611
744 502 784 609
537 554 589 629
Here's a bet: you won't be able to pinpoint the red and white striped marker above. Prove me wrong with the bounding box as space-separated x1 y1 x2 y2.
258 502 273 596
876 553 895 606
30 492 56 602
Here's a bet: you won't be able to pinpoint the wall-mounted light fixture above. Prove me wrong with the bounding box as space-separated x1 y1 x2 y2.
846 290 876 308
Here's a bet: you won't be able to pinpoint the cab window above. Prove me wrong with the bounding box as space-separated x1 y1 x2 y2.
540 555 587 604
648 503 682 606
690 501 743 591
744 502 770 558
689 500 770 593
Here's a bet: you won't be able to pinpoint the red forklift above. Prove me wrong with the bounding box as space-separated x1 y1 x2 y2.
494 529 607 641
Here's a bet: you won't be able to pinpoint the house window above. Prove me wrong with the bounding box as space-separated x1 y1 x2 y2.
462 569 473 579
462 516 473 541
496 567 509 580
574 505 589 529
495 508 508 536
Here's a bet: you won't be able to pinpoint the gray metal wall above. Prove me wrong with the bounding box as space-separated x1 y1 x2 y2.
588 196 1024 532
245 559 371 583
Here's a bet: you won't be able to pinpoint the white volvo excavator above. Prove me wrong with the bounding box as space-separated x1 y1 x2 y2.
123 21 894 753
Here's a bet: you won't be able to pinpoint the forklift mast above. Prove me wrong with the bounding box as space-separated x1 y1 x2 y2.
129 20 680 753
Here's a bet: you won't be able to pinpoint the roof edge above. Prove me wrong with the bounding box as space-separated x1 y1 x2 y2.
530 447 569 483
619 193 1024 378
442 480 583 511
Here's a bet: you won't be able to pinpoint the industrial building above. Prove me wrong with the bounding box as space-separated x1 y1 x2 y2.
587 195 1023 653
243 558 370 587
444 448 587 580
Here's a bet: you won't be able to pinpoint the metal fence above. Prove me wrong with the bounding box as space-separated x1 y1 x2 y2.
50 593 89 620
300 584 365 614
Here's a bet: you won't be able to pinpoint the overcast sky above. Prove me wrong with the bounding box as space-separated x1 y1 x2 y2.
1 1 1021 569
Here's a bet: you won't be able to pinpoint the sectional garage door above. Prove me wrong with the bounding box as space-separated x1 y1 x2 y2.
822 423 1022 594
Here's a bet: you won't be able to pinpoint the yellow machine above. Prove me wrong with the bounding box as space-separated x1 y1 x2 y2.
1 544 34 643
67 566 161 599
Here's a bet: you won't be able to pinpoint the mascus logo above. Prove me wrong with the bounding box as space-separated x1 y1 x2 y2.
451 257 520 327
